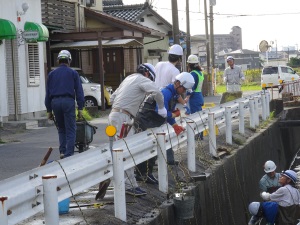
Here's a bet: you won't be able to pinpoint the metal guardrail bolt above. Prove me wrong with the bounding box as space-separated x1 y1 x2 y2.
7 210 12 215
108 160 111 163
123 158 126 161
147 133 152 136
29 174 38 180
153 141 156 144
165 140 169 143
150 150 155 153
101 149 108 153
104 170 110 175
56 187 61 191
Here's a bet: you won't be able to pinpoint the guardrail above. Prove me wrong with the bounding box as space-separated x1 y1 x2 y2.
0 91 270 225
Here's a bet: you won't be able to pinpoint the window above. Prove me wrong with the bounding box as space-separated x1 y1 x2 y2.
281 67 287 73
27 43 40 86
287 67 295 74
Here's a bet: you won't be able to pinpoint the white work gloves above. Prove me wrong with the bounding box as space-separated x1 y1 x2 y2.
261 192 270 201
157 107 167 118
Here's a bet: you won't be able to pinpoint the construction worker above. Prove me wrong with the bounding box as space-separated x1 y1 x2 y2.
261 170 300 224
184 55 204 113
248 201 278 225
135 72 195 182
259 160 281 193
154 44 189 163
45 50 84 158
223 56 245 92
103 63 167 197
155 44 184 88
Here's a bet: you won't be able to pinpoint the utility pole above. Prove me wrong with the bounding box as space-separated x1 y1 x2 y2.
186 0 191 57
171 0 180 44
209 1 215 96
204 0 211 95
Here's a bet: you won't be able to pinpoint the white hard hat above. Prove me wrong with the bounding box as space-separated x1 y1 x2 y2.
249 202 260 216
226 56 234 61
57 50 72 61
168 44 183 56
264 160 276 173
138 63 156 81
175 72 195 91
281 170 297 184
187 55 199 64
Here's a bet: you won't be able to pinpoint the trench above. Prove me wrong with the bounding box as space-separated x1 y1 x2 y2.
148 107 300 225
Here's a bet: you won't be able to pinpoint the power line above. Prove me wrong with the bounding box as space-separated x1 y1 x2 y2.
215 12 300 17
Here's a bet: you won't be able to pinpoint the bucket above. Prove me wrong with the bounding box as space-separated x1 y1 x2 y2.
173 193 195 219
58 198 70 215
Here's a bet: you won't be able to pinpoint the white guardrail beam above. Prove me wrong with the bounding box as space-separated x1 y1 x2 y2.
0 91 267 225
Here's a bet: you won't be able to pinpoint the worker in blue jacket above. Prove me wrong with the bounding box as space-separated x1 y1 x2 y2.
184 55 204 113
248 201 278 225
135 72 194 182
162 72 195 165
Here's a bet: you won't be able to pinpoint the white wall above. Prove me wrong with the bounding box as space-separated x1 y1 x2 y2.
0 0 47 120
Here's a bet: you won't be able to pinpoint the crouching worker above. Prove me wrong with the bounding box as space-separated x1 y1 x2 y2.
135 72 195 183
248 201 278 225
261 170 300 225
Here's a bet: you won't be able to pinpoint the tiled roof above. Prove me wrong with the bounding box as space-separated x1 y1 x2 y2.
104 4 146 22
103 0 123 7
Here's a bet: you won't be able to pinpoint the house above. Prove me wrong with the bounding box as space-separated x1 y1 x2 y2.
0 0 49 122
103 1 172 65
43 0 164 94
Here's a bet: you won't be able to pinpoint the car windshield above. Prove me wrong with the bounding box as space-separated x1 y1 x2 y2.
263 67 278 74
80 75 91 84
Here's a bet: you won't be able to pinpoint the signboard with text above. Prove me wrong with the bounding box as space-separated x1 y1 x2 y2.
23 31 39 40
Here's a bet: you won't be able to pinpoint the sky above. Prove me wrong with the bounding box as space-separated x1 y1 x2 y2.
122 0 300 51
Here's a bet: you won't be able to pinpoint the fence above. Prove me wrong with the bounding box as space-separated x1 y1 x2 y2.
0 91 270 225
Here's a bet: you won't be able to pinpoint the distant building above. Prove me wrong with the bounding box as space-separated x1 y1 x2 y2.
192 26 242 55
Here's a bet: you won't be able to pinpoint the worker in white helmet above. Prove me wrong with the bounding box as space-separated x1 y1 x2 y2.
155 44 183 88
154 44 188 164
259 160 281 193
261 169 300 224
223 56 245 92
248 201 278 225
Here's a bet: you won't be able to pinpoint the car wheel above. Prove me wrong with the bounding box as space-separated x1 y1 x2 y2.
84 97 98 107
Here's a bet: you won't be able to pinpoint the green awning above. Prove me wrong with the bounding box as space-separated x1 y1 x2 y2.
24 21 49 42
0 19 17 40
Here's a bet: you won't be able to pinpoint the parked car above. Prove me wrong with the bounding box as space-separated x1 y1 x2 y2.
51 67 112 108
261 65 300 89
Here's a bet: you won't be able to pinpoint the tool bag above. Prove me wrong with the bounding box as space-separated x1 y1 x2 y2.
75 119 97 149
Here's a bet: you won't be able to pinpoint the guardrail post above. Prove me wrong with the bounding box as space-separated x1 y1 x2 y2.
225 107 232 145
265 91 270 117
112 149 126 222
261 93 266 121
0 196 8 225
186 122 196 172
249 98 255 128
239 101 245 135
208 113 217 157
254 97 260 126
157 133 168 193
42 175 59 225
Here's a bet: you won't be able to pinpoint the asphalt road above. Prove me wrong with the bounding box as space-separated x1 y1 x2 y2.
0 117 110 181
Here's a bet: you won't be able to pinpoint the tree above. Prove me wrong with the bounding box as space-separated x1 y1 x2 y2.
289 57 300 67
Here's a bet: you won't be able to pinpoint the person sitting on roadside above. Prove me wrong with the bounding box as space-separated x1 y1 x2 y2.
259 160 281 193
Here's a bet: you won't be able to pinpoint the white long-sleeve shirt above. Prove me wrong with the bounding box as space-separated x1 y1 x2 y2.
270 184 300 206
155 61 180 88
110 73 164 117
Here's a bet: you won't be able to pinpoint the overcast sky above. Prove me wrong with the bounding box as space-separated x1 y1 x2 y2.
122 0 300 51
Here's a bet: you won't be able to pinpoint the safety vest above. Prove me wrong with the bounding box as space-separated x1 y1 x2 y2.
192 70 204 92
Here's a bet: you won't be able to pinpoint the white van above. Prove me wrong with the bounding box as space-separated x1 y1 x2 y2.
261 66 299 89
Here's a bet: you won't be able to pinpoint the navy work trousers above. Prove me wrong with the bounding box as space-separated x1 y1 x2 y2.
51 97 76 157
